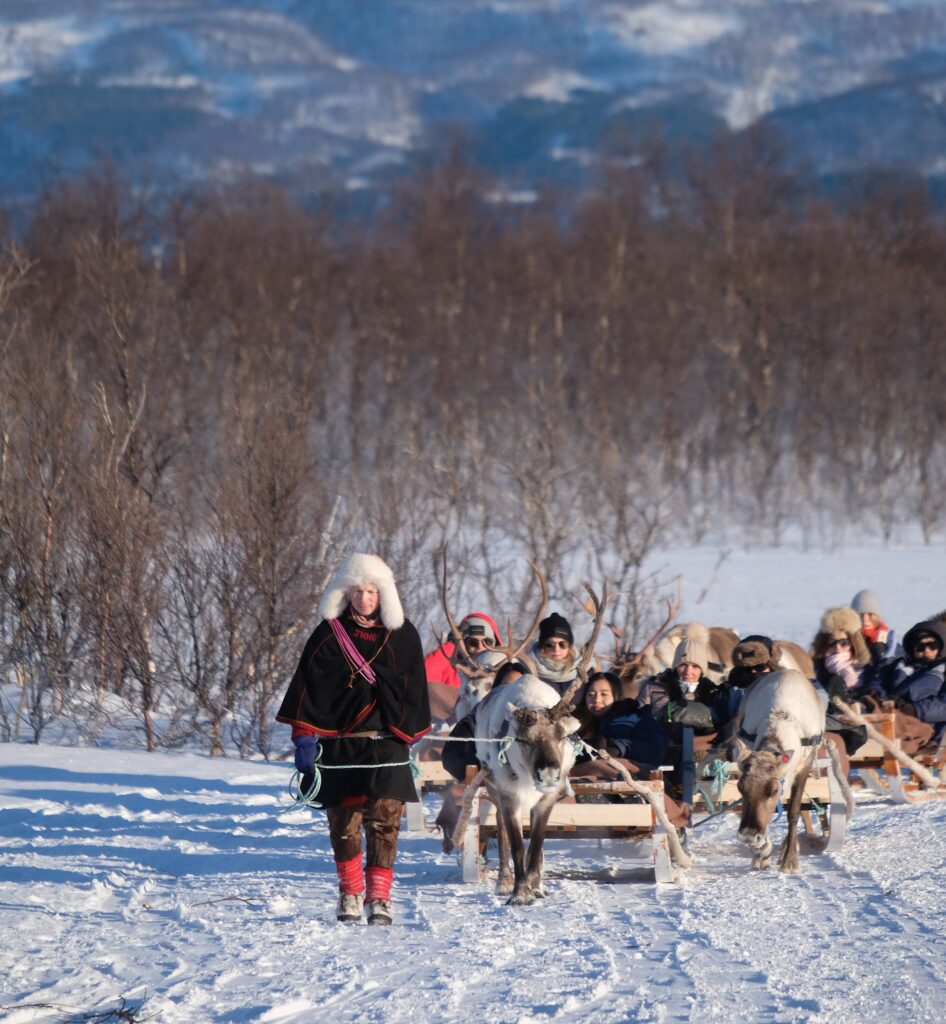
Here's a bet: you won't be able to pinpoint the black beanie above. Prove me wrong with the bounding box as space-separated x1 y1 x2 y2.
539 612 574 646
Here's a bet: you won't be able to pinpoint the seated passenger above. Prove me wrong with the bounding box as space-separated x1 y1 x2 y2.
573 671 667 776
425 612 503 688
810 606 873 770
638 623 738 737
570 671 688 827
527 613 582 700
424 612 504 724
889 621 946 746
850 589 896 666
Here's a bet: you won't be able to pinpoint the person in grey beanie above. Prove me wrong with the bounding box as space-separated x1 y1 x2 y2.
850 589 895 665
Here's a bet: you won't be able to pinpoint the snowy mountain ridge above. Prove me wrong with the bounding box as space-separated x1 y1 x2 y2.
3 1 946 199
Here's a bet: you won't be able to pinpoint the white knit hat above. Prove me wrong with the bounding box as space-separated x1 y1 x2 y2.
319 553 404 630
672 621 711 675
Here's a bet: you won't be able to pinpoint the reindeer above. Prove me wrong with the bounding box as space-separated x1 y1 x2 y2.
729 669 829 872
468 579 610 904
474 675 581 904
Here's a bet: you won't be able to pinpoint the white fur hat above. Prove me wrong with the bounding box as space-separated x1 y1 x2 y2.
319 553 405 630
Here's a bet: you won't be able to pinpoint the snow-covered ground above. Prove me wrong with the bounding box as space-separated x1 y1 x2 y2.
1 541 945 1022
1 743 945 1023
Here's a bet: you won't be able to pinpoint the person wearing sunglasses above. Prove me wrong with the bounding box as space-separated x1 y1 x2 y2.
423 611 503 723
527 612 582 699
810 606 872 769
886 620 946 745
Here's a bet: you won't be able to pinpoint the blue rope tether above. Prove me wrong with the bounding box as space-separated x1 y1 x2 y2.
289 769 325 809
696 758 731 815
287 747 418 811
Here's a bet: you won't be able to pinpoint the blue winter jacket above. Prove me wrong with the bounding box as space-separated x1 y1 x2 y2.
584 699 668 769
892 661 946 742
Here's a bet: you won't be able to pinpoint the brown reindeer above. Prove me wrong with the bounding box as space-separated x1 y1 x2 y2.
619 617 814 694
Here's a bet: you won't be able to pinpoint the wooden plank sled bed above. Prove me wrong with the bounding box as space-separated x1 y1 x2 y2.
455 769 678 885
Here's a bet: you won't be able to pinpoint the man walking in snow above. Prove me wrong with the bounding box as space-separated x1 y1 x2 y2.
277 553 431 925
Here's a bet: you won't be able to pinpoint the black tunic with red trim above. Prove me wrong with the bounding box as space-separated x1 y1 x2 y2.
276 614 431 807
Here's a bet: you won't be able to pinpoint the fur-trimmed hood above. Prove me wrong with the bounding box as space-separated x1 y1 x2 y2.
902 620 946 662
318 553 405 630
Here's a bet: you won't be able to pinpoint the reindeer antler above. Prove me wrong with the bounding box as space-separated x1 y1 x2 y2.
438 552 545 686
560 581 610 706
502 561 548 665
440 546 478 668
618 581 682 676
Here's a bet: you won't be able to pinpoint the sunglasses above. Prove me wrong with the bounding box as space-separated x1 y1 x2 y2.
914 639 941 653
827 638 851 649
542 639 570 650
464 637 493 651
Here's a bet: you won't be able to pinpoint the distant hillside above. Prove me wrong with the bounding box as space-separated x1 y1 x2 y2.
3 0 946 201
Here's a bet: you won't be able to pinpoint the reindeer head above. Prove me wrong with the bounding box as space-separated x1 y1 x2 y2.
455 670 495 721
508 701 581 793
735 743 794 848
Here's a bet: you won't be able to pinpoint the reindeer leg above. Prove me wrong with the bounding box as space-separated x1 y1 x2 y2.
752 835 773 871
494 794 514 895
502 803 532 905
526 794 556 898
779 757 814 873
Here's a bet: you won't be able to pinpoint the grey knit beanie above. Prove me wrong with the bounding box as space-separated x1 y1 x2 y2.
851 590 882 617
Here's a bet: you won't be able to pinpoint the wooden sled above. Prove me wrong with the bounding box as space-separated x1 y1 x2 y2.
848 711 946 805
404 756 457 834
456 766 678 885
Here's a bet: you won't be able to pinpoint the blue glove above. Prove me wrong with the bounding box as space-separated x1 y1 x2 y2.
294 735 320 773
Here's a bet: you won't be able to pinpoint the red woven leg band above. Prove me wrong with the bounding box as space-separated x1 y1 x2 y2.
336 855 365 895
366 866 393 901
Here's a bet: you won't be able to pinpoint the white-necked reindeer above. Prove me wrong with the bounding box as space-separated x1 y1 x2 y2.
473 674 581 904
469 580 609 904
730 669 835 872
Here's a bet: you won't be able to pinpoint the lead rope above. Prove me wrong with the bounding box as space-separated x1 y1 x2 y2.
286 733 559 811
696 758 731 815
287 738 420 811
